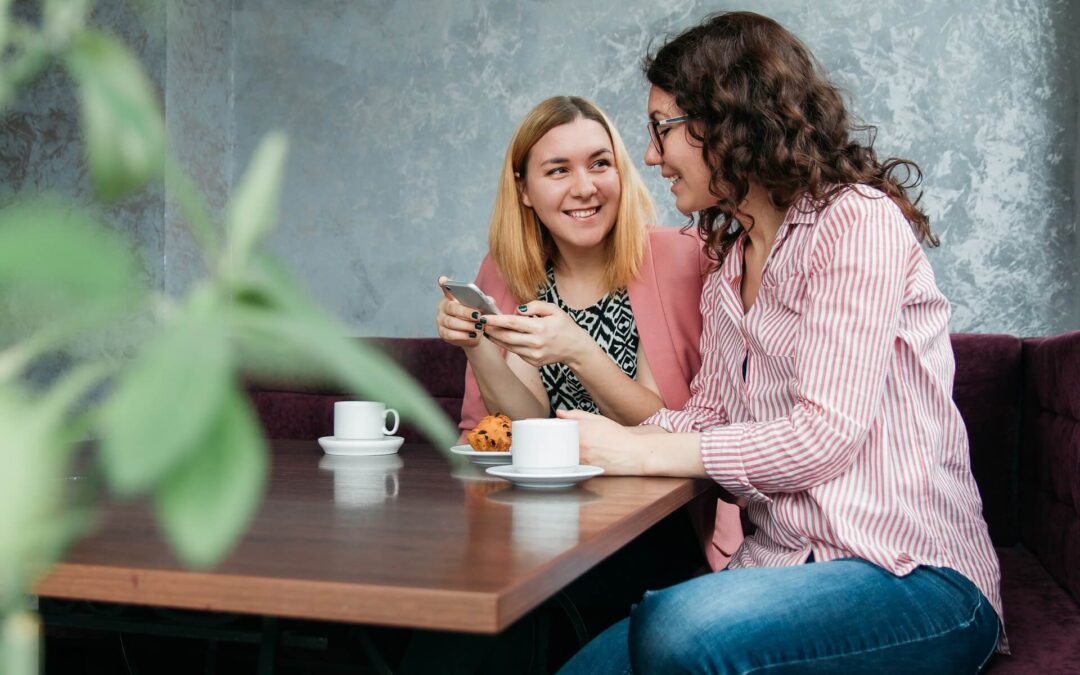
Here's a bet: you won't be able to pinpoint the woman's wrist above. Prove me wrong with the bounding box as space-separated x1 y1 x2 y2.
640 432 707 477
634 435 659 474
463 335 499 362
564 329 604 371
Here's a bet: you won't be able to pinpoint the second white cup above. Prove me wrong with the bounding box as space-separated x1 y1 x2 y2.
334 401 400 440
511 418 579 473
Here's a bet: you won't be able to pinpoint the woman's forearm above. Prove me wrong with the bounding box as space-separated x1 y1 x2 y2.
638 432 708 477
466 339 548 419
566 410 708 478
567 341 665 425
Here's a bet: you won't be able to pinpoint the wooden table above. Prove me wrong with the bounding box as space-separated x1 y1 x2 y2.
35 441 717 634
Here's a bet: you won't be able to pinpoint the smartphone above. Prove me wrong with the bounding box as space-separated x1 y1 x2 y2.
442 280 502 315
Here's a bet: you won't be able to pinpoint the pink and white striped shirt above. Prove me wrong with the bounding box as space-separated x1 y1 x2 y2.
645 185 1004 643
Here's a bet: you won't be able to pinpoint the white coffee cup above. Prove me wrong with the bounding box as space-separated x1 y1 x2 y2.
334 401 400 440
511 418 579 474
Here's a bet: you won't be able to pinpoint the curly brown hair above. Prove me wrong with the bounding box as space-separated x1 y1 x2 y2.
644 11 936 267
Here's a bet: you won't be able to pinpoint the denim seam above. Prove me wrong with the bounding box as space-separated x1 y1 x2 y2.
975 612 999 672
740 592 989 675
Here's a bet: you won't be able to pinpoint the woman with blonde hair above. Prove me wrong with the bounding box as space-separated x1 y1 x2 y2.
440 95 699 429
437 94 743 571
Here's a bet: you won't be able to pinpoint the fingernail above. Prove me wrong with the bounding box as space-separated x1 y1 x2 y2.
475 322 484 330
518 305 528 312
469 331 477 338
471 311 478 319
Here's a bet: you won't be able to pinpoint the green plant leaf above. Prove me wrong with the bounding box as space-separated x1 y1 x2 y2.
154 385 266 569
43 0 92 44
64 29 164 201
0 202 143 301
225 133 288 273
99 288 231 495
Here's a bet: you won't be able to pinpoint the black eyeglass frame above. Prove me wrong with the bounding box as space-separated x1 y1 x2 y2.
647 114 697 156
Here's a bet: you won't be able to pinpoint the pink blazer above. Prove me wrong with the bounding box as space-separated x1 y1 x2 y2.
458 227 706 432
457 227 743 571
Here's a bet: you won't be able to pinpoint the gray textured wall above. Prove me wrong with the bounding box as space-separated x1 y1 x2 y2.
4 0 1079 340
164 0 233 296
1 1 166 290
225 0 1080 337
1075 20 1080 332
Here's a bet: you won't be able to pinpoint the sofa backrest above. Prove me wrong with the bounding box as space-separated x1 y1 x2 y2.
1018 331 1080 606
246 338 467 443
246 333 1062 552
949 334 1023 545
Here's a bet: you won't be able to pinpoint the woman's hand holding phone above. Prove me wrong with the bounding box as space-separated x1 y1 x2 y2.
482 301 594 368
435 276 491 349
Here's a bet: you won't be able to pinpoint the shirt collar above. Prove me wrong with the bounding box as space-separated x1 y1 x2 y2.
780 191 823 228
718 191 822 281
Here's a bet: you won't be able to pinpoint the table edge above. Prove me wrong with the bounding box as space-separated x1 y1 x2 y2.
35 477 718 633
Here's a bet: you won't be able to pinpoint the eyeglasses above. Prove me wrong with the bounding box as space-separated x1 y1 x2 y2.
647 115 696 156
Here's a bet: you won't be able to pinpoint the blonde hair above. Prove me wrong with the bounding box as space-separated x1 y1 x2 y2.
488 96 655 302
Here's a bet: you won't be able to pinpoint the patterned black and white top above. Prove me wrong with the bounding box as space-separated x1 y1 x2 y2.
537 263 639 415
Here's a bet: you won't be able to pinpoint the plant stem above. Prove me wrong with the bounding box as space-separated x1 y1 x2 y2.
1 610 40 675
0 0 12 51
165 159 221 267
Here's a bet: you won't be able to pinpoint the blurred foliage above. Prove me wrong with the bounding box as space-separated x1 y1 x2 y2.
0 1 457 671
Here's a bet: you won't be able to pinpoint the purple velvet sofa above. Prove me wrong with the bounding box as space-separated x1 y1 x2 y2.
248 331 1080 672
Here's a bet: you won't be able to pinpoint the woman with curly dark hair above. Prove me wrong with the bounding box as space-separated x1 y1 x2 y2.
557 11 1004 674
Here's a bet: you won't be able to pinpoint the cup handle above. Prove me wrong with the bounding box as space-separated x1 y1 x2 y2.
384 408 400 436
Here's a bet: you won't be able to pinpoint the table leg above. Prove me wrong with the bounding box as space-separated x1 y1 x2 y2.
203 639 218 675
354 626 395 675
256 617 278 675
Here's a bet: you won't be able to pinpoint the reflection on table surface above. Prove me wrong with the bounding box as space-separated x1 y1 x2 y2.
37 439 717 633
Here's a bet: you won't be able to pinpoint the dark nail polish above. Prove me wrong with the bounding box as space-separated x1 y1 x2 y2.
471 311 478 319
518 305 528 312
469 331 477 338
475 322 484 330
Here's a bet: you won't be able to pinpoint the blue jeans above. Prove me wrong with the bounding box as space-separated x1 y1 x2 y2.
558 559 999 674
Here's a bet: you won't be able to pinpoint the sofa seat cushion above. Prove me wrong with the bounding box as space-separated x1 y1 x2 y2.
984 545 1080 673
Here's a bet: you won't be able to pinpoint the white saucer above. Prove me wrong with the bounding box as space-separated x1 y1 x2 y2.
318 435 404 457
485 464 604 489
449 444 512 466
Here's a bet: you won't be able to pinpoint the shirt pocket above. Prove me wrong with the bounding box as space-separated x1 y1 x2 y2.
753 271 806 359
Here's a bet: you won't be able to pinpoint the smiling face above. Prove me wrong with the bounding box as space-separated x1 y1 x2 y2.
644 86 716 215
518 117 621 255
